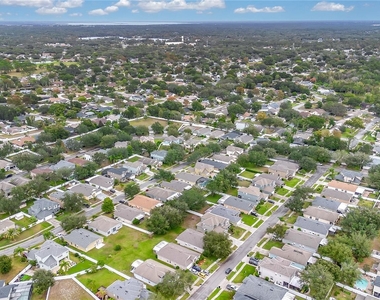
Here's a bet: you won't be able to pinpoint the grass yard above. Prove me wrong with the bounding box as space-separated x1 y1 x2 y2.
285 178 301 188
232 265 258 283
226 188 238 197
12 216 36 229
66 259 95 275
216 291 235 300
127 156 140 162
314 184 324 193
241 232 251 241
257 238 268 247
226 271 236 281
48 279 93 300
86 226 183 275
256 203 273 215
262 240 284 250
136 173 149 181
1 257 28 284
254 252 266 260
240 170 256 179
207 288 221 300
229 226 247 239
0 222 52 248
358 199 375 209
329 285 356 300
265 205 278 216
282 213 299 224
241 214 257 226
237 180 251 188
276 187 291 196
206 193 222 204
77 268 124 293
130 118 168 128
253 220 264 228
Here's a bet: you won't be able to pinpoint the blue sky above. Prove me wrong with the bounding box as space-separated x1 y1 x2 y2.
0 1 378 23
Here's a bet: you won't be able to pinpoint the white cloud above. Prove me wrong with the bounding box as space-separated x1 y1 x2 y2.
69 12 82 16
115 0 130 7
234 5 284 13
36 6 67 14
57 0 83 8
105 5 119 13
138 0 225 13
311 1 354 12
0 0 53 7
132 9 139 13
88 8 108 15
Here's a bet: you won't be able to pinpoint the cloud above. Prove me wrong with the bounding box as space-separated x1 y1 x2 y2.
138 0 225 13
234 5 284 13
132 9 139 13
0 0 53 7
57 0 83 8
105 5 119 13
311 1 354 12
36 6 67 14
115 0 130 7
88 8 108 15
69 12 82 16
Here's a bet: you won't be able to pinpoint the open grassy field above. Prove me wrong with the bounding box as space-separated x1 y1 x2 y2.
130 118 168 128
77 268 124 293
48 279 93 300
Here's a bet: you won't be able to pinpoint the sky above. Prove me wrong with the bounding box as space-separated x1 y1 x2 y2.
0 0 378 23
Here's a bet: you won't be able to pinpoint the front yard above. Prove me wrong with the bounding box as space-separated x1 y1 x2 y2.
285 178 301 188
232 265 258 283
136 173 149 181
262 240 284 250
276 187 291 196
256 202 273 215
241 214 257 226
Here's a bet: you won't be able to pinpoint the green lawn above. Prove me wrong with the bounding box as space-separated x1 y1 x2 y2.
229 226 247 239
285 178 301 188
257 238 268 247
127 156 140 162
232 265 258 283
254 252 266 260
314 185 324 193
130 118 168 128
237 180 251 188
206 194 222 204
207 288 221 300
66 259 95 275
240 170 256 179
226 271 236 281
86 226 183 275
265 205 278 216
226 188 238 197
1 257 28 284
262 240 284 250
12 216 35 228
253 220 264 228
136 173 149 181
358 199 374 208
77 268 124 293
241 214 257 226
276 187 291 196
282 213 299 224
0 222 51 248
256 203 273 215
216 291 235 300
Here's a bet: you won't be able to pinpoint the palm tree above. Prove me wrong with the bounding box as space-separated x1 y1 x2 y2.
59 260 70 273
97 288 107 300
5 228 21 240
43 231 53 240
13 246 25 257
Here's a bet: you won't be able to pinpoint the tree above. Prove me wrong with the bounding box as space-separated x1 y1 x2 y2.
340 260 362 287
178 188 205 211
320 240 353 264
101 198 114 213
156 270 193 298
93 152 107 166
340 207 380 239
151 121 164 134
142 141 157 155
163 148 185 165
146 206 184 235
299 156 317 172
266 224 287 241
134 125 149 136
285 197 304 213
154 169 175 182
368 165 380 189
74 162 98 180
203 231 232 259
100 134 117 148
124 182 140 198
301 263 334 300
191 101 204 111
59 260 70 273
32 269 55 294
13 246 25 257
4 228 21 240
0 255 12 274
340 233 371 262
65 139 81 151
61 215 86 232
62 193 85 213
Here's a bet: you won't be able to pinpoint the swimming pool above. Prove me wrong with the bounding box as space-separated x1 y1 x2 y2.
355 278 368 290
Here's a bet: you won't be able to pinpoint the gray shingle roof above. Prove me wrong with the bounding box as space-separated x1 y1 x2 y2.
312 196 341 212
199 159 228 170
64 229 102 250
209 205 241 224
294 216 332 235
224 196 255 212
107 278 150 300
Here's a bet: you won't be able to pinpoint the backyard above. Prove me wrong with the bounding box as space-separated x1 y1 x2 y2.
329 285 356 300
77 268 124 293
48 279 93 300
205 193 222 204
237 180 251 188
1 257 28 284
12 216 36 229
240 170 256 179
226 188 238 197
127 156 140 162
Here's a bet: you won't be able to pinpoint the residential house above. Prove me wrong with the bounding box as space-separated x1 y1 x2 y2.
50 160 75 171
258 256 300 289
175 229 205 253
160 180 190 193
175 172 204 185
252 174 283 195
67 157 87 167
268 161 299 179
0 282 32 300
184 138 204 150
235 134 254 145
132 259 174 287
294 216 333 238
114 205 145 224
106 167 134 182
209 130 225 139
238 185 267 204
194 161 215 177
145 187 179 202
292 131 312 145
282 229 324 253
335 170 363 185
156 243 200 270
373 276 380 298
269 244 314 270
199 159 228 171
0 219 15 235
208 205 241 225
150 150 168 162
28 198 60 220
26 240 68 272
138 157 162 167
48 190 71 207
210 154 235 164
128 195 162 215
223 196 255 214
87 175 114 191
196 212 230 233
30 168 53 179
0 160 15 171
321 188 353 203
226 145 244 157
8 175 30 187
69 183 100 200
194 127 212 137
303 206 340 225
64 228 104 252
82 149 107 161
327 180 358 194
11 136 36 148
312 196 347 213
234 275 295 300
114 141 129 148
106 278 150 300
88 216 122 236
123 161 147 175
162 136 183 146
220 131 241 141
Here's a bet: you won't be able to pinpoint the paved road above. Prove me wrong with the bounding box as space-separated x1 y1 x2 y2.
304 165 328 187
0 235 44 256
349 117 379 149
189 205 289 300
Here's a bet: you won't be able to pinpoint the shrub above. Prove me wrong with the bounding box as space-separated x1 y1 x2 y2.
132 218 140 225
114 245 121 251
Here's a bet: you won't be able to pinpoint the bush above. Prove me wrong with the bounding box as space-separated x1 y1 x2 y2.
114 245 121 251
132 218 140 225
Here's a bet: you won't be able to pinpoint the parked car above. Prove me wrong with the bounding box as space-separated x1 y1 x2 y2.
225 268 232 274
268 199 275 204
249 257 260 266
226 284 237 291
192 265 201 272
250 211 258 217
119 200 126 204
83 203 90 208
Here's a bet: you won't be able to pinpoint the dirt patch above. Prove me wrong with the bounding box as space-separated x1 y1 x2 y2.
372 234 380 252
48 279 93 300
198 204 212 214
183 214 201 229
